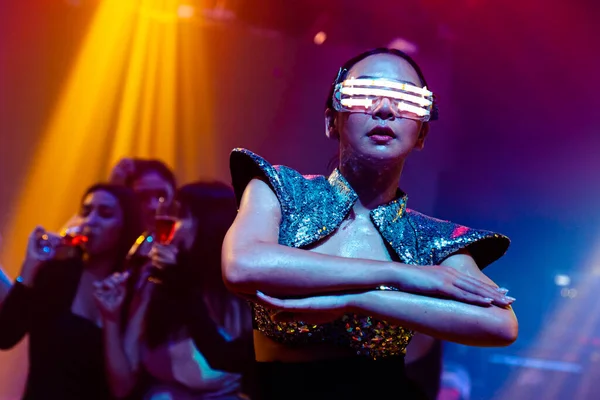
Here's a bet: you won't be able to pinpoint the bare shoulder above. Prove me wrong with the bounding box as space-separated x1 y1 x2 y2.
226 178 282 248
239 178 281 215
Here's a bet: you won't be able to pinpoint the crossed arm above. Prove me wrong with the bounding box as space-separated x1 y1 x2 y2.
222 178 518 347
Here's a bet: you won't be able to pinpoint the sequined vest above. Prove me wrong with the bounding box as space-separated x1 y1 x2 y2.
230 148 510 359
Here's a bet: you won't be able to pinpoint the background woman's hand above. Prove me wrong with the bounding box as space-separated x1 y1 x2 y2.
93 271 129 323
18 226 62 287
149 243 178 270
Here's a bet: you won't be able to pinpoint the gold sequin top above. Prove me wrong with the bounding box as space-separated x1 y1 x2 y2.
230 148 510 359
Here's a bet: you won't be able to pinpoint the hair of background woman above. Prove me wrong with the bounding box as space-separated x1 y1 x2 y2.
145 181 250 348
126 159 177 190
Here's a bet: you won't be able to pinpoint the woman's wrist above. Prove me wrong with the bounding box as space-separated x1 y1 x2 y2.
17 265 38 288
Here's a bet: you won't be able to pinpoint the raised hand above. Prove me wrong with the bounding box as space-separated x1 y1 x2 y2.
93 271 130 322
149 243 178 269
18 226 62 287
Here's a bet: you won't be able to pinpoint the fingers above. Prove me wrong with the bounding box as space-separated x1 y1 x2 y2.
150 244 178 265
94 277 118 298
255 291 286 309
28 227 65 261
455 275 500 297
30 226 47 249
465 276 514 305
255 291 312 312
454 277 514 307
448 288 494 307
94 274 128 311
103 278 117 291
120 270 131 282
31 226 45 239
255 291 332 312
109 271 130 286
98 274 129 293
29 227 58 260
92 284 109 305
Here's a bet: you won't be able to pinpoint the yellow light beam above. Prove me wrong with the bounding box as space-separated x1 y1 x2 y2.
1 0 216 277
1 0 142 275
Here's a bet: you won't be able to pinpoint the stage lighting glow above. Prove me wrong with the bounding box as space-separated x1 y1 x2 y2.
388 37 418 54
554 274 571 287
314 31 327 45
0 0 216 276
177 4 194 19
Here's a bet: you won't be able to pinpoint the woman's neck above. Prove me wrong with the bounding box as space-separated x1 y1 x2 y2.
81 255 118 281
339 155 404 210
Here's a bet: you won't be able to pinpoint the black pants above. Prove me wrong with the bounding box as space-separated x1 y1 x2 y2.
255 356 430 400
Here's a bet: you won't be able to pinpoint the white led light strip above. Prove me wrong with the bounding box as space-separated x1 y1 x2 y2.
342 77 433 98
340 98 429 117
339 87 432 107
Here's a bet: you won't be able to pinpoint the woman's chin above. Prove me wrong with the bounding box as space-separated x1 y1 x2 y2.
356 146 409 167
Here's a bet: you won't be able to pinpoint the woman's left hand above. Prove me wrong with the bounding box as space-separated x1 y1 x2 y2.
256 291 358 325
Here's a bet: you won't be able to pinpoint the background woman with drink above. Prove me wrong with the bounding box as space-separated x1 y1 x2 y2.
95 181 255 399
0 183 143 400
154 196 180 246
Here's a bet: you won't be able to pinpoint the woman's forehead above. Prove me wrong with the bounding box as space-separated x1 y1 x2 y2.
347 54 420 85
83 190 118 206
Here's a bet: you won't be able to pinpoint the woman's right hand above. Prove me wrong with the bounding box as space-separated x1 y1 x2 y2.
18 226 62 287
149 243 178 270
93 272 130 323
397 265 513 307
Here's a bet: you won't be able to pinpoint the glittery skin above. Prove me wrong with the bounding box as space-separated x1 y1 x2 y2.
230 148 510 359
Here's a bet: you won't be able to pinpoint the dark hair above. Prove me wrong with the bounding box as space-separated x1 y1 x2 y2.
325 47 439 121
145 181 239 348
126 159 177 190
175 181 238 284
81 183 144 271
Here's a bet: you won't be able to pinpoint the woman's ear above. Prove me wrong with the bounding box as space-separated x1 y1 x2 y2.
325 109 339 140
415 122 430 150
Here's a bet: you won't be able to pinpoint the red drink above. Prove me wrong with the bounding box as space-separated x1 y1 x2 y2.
155 216 177 244
61 226 88 248
62 234 89 247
